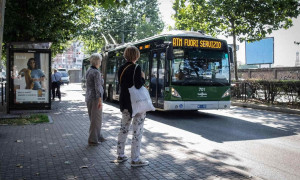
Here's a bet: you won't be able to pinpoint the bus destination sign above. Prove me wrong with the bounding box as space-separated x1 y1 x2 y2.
173 37 222 49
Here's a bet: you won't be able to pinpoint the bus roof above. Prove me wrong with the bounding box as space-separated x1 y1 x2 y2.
134 30 211 44
106 30 225 52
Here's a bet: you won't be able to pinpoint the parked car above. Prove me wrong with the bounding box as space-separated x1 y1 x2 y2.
61 72 70 85
57 68 67 73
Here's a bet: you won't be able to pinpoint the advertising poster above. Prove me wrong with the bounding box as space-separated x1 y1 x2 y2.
12 52 50 103
245 38 274 65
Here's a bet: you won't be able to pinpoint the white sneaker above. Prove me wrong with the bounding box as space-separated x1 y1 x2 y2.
131 160 149 167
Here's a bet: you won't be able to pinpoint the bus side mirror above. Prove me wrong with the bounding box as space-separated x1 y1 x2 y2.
228 47 233 63
166 44 173 60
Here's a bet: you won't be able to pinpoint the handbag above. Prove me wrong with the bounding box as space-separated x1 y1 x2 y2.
124 64 155 116
119 64 133 94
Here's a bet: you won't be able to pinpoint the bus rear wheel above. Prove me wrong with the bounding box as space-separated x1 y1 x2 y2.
107 84 113 102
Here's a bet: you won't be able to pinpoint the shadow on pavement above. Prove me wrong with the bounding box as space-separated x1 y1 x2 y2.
227 106 300 132
0 89 253 179
48 99 250 179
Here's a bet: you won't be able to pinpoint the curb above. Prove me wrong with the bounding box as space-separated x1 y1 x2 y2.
0 109 52 119
48 115 53 124
0 114 20 119
232 102 300 115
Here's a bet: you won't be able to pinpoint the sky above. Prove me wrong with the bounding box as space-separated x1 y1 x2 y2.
157 0 175 31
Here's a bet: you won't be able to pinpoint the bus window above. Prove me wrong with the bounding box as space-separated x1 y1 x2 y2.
137 52 149 81
150 54 158 99
172 49 185 81
150 51 164 106
171 48 230 85
106 56 117 83
158 53 165 98
216 54 230 80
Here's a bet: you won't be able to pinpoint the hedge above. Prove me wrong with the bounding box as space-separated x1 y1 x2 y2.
231 80 300 105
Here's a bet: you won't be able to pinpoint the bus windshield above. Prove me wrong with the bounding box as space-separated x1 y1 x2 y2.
171 48 230 86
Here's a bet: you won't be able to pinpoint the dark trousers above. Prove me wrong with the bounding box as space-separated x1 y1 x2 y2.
52 82 61 99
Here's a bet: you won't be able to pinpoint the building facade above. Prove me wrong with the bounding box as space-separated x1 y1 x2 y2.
52 42 85 71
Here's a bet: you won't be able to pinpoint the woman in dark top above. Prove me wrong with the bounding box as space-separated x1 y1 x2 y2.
115 46 149 167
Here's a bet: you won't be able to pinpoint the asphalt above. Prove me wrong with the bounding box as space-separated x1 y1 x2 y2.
231 101 300 115
1 83 297 180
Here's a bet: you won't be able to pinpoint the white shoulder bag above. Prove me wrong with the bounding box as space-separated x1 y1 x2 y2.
128 65 155 116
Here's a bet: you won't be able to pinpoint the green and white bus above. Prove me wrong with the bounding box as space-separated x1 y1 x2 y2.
84 30 233 110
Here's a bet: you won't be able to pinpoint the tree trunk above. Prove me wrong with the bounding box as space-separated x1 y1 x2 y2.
231 21 239 81
0 0 6 68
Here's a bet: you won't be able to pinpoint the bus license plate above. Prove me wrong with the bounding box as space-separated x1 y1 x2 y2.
197 105 206 109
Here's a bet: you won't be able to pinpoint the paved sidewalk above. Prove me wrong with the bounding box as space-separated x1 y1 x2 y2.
0 84 257 180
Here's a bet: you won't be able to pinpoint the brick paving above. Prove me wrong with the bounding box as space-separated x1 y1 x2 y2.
0 84 255 180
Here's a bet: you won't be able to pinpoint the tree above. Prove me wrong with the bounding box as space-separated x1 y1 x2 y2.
0 0 5 68
173 0 300 80
1 0 126 65
80 0 164 54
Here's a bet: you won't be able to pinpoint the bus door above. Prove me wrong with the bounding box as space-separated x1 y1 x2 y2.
150 50 166 108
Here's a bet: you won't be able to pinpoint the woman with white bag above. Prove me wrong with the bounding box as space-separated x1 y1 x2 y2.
115 46 149 167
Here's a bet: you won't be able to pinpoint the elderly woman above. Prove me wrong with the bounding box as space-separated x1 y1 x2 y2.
85 53 105 146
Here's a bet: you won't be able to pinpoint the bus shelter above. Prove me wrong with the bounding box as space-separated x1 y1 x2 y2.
6 42 51 112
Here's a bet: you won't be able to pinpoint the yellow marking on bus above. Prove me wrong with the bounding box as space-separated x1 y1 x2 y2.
173 38 183 47
173 37 222 49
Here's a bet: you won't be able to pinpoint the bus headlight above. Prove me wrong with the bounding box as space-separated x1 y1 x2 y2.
171 87 181 98
222 89 231 98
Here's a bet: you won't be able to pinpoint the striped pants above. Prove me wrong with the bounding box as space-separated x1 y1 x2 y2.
117 109 146 162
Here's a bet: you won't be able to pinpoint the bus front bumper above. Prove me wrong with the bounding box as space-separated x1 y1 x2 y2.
164 101 231 110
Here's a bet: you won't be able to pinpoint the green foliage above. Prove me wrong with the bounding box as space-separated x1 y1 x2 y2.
174 0 300 42
2 0 127 58
232 80 300 106
0 114 49 125
135 14 164 40
79 0 164 54
28 114 49 123
173 0 209 34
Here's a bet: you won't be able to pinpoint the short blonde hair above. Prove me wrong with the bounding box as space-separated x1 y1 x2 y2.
124 46 140 62
89 53 102 66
